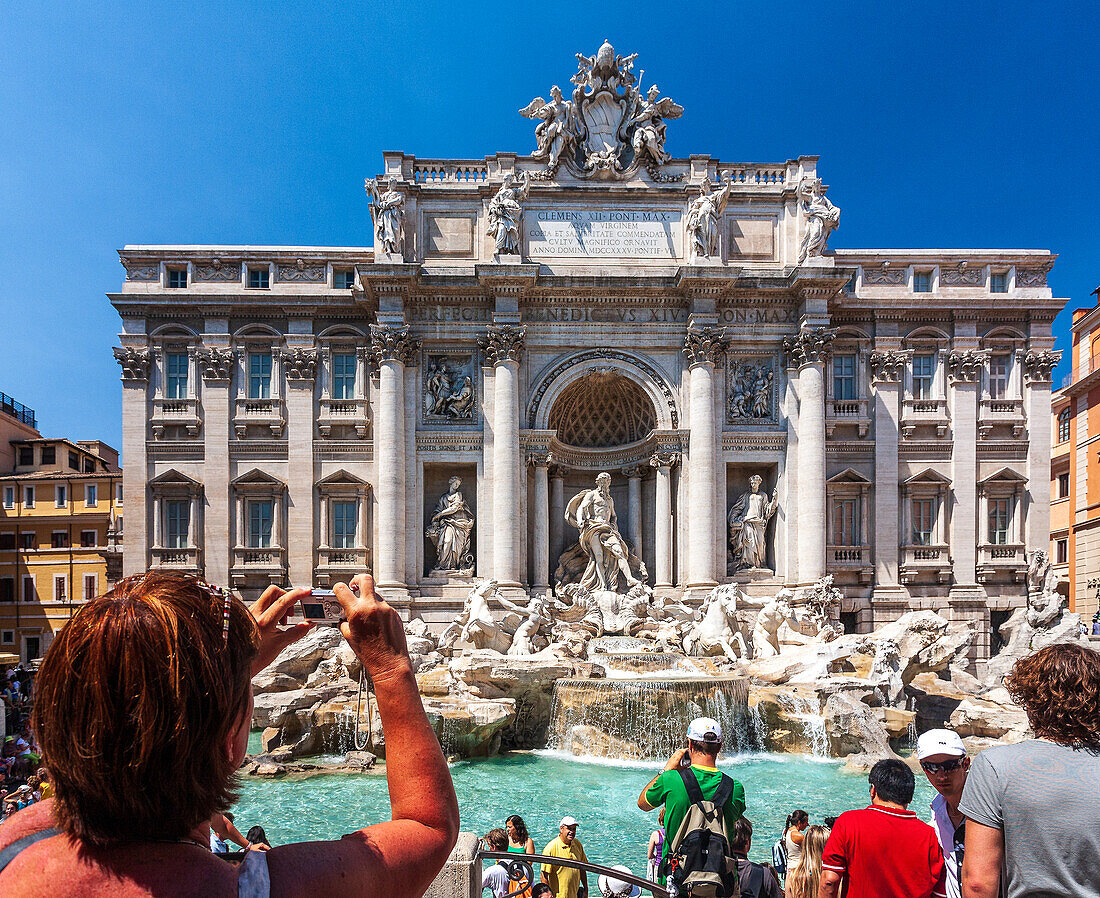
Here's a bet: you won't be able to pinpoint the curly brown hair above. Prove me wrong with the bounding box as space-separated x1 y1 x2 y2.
1005 643 1100 749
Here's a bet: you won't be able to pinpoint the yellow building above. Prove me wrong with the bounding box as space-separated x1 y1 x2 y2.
0 419 122 664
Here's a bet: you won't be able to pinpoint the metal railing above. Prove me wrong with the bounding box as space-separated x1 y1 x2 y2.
0 391 36 428
479 850 669 898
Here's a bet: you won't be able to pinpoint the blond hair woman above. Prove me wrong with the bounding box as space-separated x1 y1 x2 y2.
784 824 828 898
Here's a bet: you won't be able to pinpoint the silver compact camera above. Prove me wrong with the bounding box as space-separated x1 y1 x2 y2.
300 589 344 626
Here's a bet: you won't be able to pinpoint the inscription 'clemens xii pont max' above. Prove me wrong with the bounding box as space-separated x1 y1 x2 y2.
526 209 682 258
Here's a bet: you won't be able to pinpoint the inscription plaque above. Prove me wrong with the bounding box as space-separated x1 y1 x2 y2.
526 209 682 258
424 213 475 256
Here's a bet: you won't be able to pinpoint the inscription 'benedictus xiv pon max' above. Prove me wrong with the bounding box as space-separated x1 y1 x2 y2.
113 41 1062 662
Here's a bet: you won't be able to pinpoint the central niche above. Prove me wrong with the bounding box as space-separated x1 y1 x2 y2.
549 371 656 448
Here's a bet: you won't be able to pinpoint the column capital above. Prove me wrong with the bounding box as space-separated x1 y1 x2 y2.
478 324 526 365
947 349 986 384
650 450 681 470
869 349 908 383
526 449 553 468
281 347 319 381
622 464 646 479
682 325 728 368
1023 349 1061 384
548 463 569 480
370 324 420 366
783 326 835 369
114 346 151 382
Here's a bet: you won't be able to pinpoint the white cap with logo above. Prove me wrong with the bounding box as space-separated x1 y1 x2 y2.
686 717 723 743
916 728 966 760
560 816 578 828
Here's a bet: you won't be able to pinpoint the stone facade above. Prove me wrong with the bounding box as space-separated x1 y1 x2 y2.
109 45 1064 661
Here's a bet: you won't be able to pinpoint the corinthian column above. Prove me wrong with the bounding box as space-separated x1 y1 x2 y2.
683 326 728 589
478 324 526 587
650 451 679 588
784 327 834 584
371 325 419 592
529 451 552 592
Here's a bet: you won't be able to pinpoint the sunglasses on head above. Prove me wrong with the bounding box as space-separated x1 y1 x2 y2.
921 757 965 774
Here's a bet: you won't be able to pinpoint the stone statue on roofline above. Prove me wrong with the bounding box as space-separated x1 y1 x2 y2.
627 84 683 166
519 86 577 172
686 172 734 259
365 176 405 257
486 172 530 256
797 178 841 263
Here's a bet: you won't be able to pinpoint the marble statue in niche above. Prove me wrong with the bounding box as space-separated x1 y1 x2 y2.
728 474 779 572
365 176 405 257
426 476 474 577
562 472 641 593
423 356 475 421
687 173 733 259
797 178 841 263
727 361 774 420
486 172 530 256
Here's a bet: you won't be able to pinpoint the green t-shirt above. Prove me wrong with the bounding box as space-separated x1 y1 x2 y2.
644 765 746 862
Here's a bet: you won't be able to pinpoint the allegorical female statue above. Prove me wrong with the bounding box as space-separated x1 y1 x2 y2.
686 172 734 259
728 474 779 571
486 172 531 256
797 178 841 263
365 176 405 257
565 472 640 593
426 476 474 575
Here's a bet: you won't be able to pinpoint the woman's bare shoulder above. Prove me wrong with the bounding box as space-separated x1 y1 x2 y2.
0 798 57 850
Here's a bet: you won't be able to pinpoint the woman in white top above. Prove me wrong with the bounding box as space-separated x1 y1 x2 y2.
783 810 809 871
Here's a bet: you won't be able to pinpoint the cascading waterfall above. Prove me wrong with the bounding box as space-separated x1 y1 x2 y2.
780 693 830 757
546 676 758 761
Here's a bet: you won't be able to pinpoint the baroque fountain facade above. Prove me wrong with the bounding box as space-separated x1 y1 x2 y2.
109 44 1078 767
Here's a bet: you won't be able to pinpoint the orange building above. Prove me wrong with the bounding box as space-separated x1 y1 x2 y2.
1051 286 1100 626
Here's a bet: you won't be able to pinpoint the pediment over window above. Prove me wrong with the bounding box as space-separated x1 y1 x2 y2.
903 468 952 486
317 469 369 487
827 468 872 485
150 469 201 487
232 469 286 488
977 467 1027 486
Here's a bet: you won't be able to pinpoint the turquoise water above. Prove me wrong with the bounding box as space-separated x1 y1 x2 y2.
233 749 935 875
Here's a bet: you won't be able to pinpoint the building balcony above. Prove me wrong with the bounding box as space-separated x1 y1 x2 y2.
976 543 1027 583
827 544 873 583
233 398 285 438
314 546 372 585
151 397 202 438
231 546 287 587
899 544 953 584
901 397 949 438
978 398 1025 439
151 545 201 572
825 398 870 437
317 398 371 439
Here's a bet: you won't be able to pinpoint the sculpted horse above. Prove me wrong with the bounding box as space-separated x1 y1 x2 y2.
684 584 749 661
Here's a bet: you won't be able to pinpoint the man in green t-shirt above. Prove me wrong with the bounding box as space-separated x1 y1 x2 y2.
637 717 746 875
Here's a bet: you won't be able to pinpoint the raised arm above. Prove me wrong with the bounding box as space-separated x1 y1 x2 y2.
266 573 460 898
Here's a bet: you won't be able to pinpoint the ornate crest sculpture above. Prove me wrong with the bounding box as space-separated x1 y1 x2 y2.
520 41 683 181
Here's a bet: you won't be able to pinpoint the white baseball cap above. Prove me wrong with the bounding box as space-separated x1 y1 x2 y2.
686 717 723 743
598 864 642 898
916 729 966 760
560 816 578 828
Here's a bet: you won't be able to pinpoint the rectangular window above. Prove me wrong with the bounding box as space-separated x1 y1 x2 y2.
912 498 935 545
1055 538 1068 565
54 575 67 603
912 354 935 400
1058 408 1072 443
23 486 34 508
0 631 12 644
55 484 67 508
116 483 124 504
20 532 35 551
84 457 95 473
41 445 55 465
990 272 1008 294
166 500 190 549
0 580 13 603
166 352 189 398
248 352 272 399
989 355 1011 400
3 487 13 509
81 530 97 548
833 354 857 401
0 533 13 550
51 531 69 549
332 353 357 400
17 446 33 466
248 500 274 548
332 500 357 549
334 270 355 290
831 498 859 546
1057 472 1070 499
68 451 80 470
248 267 270 289
988 498 1010 545
85 484 98 507
167 268 188 288
83 574 97 601
22 576 36 602
913 271 932 293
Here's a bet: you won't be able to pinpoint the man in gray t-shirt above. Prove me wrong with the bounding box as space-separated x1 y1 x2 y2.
958 739 1100 898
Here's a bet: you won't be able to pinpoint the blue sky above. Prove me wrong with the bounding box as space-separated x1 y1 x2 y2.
1 0 1096 451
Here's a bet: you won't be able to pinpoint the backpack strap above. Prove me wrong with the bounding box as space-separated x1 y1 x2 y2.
710 773 735 811
677 766 706 805
0 828 60 875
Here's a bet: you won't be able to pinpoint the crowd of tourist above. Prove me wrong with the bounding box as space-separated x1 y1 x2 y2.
1 665 47 822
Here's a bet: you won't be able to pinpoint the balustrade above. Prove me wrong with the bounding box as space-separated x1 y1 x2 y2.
233 397 285 438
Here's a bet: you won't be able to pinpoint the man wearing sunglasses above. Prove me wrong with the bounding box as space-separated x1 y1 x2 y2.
917 730 970 898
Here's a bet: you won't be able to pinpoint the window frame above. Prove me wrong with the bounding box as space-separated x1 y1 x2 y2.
23 485 35 509
17 446 33 467
1055 538 1068 565
333 269 355 290
165 499 190 549
3 487 13 509
913 270 934 293
987 353 1012 400
83 573 98 601
247 266 271 289
248 499 274 549
1057 472 1070 499
990 271 1008 294
166 267 188 289
55 484 67 508
911 496 936 546
50 531 69 549
53 573 67 603
165 351 190 399
987 497 1011 545
1057 407 1071 443
911 352 937 400
22 575 36 602
85 483 98 507
331 499 358 549
248 351 273 400
832 352 858 401
80 529 97 548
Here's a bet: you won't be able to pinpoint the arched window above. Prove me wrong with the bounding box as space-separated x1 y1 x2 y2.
1058 407 1072 443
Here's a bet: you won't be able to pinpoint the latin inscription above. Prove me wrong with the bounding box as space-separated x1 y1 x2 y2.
526 209 682 258
521 306 796 324
411 306 491 322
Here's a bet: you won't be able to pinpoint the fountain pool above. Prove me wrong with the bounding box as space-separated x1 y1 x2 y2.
232 750 934 875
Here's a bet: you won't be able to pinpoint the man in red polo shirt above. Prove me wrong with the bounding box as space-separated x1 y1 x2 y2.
819 759 946 898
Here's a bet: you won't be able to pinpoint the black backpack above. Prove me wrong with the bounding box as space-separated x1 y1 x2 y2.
661 767 739 897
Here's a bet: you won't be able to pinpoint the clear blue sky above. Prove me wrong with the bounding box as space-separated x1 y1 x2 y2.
1 0 1096 452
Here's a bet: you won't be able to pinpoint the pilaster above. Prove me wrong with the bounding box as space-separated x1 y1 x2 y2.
283 342 317 588
870 348 905 590
1024 348 1060 549
948 345 982 588
197 338 233 585
116 343 150 578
